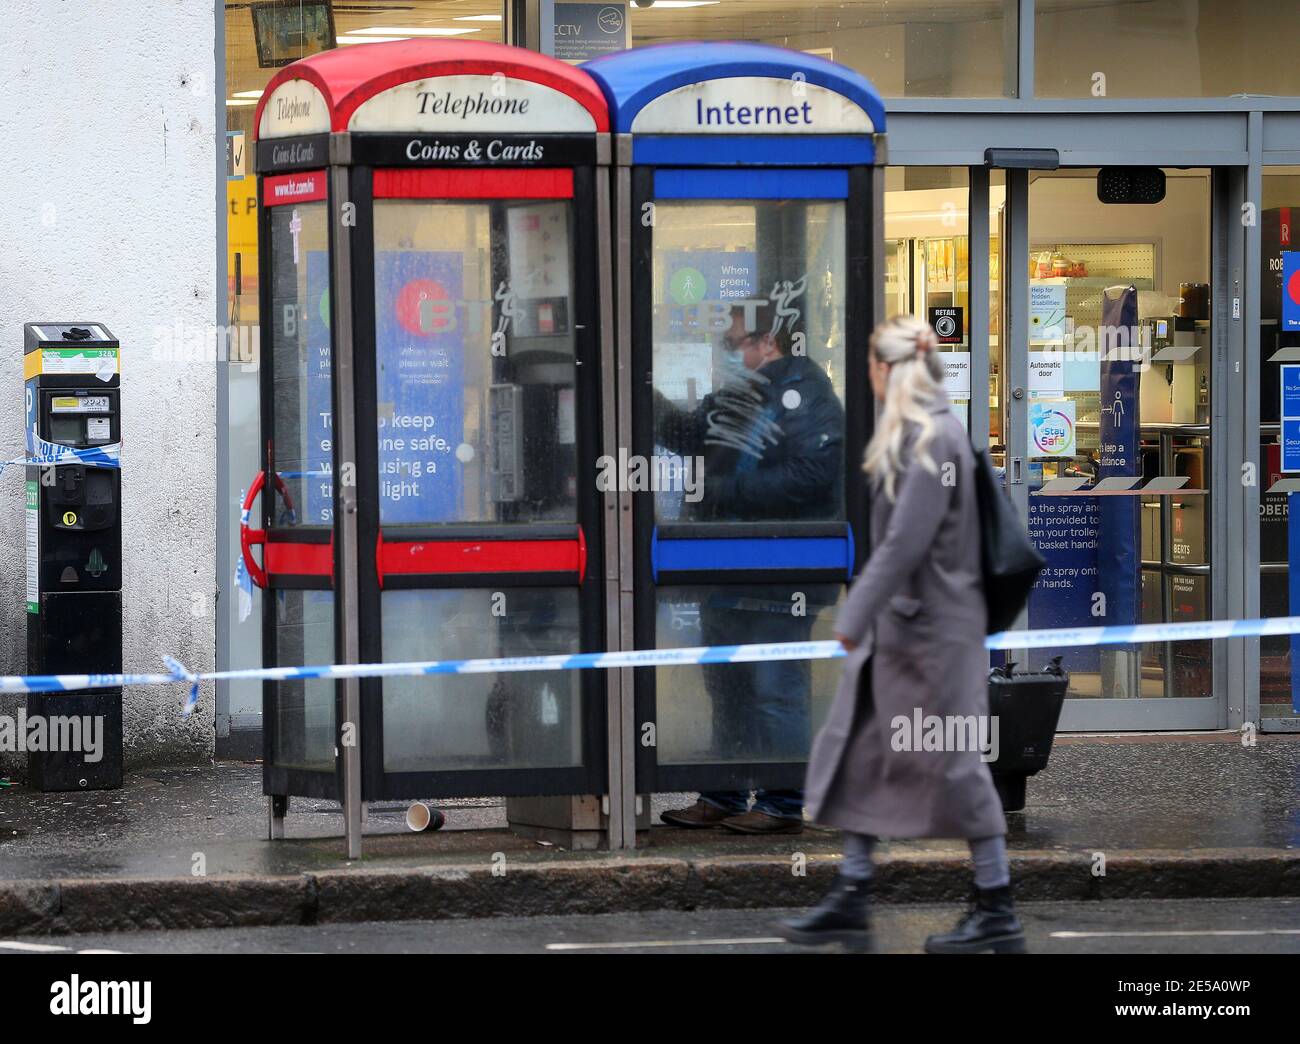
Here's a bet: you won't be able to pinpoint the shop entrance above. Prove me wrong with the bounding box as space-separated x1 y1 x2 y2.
884 162 1234 729
996 166 1224 730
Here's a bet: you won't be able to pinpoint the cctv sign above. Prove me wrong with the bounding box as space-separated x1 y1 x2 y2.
553 3 629 62
929 306 963 344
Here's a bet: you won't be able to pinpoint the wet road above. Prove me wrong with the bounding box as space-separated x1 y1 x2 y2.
3 898 1297 954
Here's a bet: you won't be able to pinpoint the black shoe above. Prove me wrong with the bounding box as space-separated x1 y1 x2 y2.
924 885 1028 954
776 873 873 952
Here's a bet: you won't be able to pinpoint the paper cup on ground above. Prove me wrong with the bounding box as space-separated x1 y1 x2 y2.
405 802 446 832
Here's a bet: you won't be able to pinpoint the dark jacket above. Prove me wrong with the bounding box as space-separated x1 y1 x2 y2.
655 353 844 521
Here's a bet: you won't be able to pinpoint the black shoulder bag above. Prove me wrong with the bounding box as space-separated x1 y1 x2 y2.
970 446 1045 634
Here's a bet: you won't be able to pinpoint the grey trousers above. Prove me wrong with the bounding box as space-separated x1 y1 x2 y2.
842 832 1010 890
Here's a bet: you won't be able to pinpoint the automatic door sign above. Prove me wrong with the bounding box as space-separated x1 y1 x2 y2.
1029 400 1076 458
1028 351 1065 399
929 306 962 344
940 352 971 398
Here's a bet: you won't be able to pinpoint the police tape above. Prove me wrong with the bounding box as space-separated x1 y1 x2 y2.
2 616 1300 716
982 615 1300 650
4 645 851 718
0 439 122 477
24 433 121 469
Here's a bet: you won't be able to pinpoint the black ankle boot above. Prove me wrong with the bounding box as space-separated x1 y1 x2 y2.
776 874 872 951
924 884 1027 954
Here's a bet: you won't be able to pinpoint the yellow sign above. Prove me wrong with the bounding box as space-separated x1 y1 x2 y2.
24 349 119 381
228 179 260 299
62 511 78 527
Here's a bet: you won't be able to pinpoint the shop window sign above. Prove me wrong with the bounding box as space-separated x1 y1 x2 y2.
1029 400 1076 458
1283 251 1300 333
929 306 962 344
1030 284 1067 343
1282 365 1300 473
1284 363 1300 713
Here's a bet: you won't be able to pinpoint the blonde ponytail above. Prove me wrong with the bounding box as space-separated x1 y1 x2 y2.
863 316 946 501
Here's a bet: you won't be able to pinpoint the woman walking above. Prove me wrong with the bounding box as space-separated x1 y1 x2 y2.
776 315 1024 954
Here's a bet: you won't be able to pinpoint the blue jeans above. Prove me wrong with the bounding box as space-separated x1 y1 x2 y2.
697 598 813 822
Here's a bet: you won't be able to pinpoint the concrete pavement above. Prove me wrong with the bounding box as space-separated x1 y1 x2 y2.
0 733 1296 936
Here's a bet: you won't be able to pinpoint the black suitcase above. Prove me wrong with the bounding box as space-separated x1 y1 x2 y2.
986 657 1068 812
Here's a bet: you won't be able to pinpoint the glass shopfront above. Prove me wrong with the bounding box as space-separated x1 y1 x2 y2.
1259 167 1300 723
884 162 1226 728
883 167 1005 436
220 3 1300 758
608 0 1015 98
1036 0 1300 99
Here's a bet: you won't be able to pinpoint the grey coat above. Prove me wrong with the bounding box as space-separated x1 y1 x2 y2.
804 394 1005 840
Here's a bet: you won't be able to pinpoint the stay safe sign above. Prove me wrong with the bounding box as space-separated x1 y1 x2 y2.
1029 400 1076 458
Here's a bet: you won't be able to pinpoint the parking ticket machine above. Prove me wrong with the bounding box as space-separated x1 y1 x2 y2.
249 41 614 853
24 322 124 791
585 44 885 830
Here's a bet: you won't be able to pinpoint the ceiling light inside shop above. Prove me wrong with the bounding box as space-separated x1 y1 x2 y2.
337 35 410 44
226 99 258 106
231 90 264 99
633 1 721 8
453 14 503 20
349 26 480 37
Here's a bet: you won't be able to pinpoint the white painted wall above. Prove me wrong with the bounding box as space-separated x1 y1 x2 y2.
0 1 217 771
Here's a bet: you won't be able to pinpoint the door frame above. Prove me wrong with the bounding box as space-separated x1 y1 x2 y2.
979 158 1237 731
349 163 612 802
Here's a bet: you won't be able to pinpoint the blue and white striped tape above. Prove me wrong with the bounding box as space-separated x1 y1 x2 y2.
24 432 121 469
5 616 1300 715
982 615 1300 651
